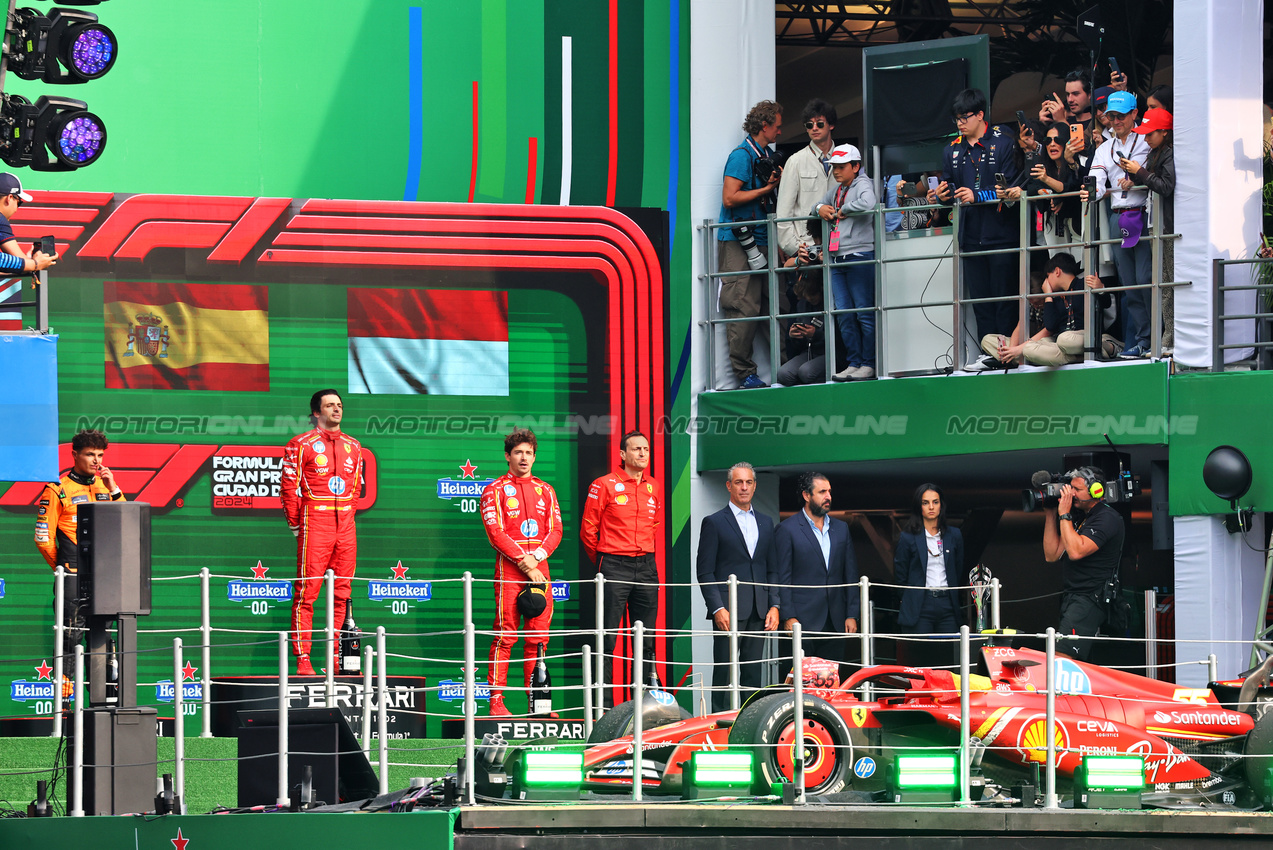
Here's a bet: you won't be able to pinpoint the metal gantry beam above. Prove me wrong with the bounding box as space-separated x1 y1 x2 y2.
775 1 1026 47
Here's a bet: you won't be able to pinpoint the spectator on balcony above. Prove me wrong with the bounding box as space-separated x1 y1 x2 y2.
1125 107 1175 351
1040 69 1093 126
718 100 784 389
776 99 838 258
928 88 1021 356
1009 123 1082 257
964 270 1047 371
812 144 879 382
987 252 1119 367
1082 90 1154 359
777 255 827 385
1146 85 1173 114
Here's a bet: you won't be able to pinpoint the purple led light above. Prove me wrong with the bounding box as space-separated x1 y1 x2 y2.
57 116 105 164
69 27 115 78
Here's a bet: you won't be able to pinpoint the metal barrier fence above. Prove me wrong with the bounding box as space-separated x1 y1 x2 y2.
700 190 1187 384
8 568 1257 813
1213 255 1273 370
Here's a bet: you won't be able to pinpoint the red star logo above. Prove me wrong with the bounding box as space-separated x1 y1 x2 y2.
459 459 477 478
171 828 190 850
181 661 197 681
391 560 408 580
35 660 52 680
251 561 268 579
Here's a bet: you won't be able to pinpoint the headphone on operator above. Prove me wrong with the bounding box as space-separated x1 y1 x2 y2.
1066 465 1106 501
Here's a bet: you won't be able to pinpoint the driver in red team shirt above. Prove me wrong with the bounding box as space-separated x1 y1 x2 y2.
480 428 563 716
281 389 364 677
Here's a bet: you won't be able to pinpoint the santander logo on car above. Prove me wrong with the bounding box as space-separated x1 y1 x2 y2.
1151 709 1248 728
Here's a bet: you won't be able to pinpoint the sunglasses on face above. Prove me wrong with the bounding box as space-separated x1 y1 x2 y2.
804 120 826 130
1045 136 1062 144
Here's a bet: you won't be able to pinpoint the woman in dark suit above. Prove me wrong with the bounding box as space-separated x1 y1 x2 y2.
894 483 964 637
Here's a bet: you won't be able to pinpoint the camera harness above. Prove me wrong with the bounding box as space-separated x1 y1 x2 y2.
742 136 776 212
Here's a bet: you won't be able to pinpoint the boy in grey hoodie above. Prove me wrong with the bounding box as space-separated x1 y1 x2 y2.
811 144 879 380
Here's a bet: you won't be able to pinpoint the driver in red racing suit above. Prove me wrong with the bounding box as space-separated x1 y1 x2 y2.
281 389 364 676
480 428 563 716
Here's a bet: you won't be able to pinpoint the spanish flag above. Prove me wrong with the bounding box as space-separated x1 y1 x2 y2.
347 288 508 395
104 282 269 391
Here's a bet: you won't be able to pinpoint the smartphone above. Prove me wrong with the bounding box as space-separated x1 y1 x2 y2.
37 234 55 256
1016 110 1031 132
927 176 939 193
1084 175 1097 197
1069 124 1085 151
1109 56 1122 77
994 172 1006 187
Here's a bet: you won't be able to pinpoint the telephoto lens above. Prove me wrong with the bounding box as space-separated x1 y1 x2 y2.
734 225 767 270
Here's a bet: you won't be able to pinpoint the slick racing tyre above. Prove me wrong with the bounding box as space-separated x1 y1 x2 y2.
728 691 852 796
586 691 691 744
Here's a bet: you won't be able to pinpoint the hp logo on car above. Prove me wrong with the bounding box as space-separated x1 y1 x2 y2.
853 757 876 779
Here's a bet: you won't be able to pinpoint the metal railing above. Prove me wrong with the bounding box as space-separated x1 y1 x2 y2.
701 189 1187 387
1212 255 1273 370
20 568 1256 813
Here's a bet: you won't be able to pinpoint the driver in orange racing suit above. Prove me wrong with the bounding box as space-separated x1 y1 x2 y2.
480 428 563 716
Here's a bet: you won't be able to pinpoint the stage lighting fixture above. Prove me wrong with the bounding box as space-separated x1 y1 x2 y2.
510 751 583 801
6 7 118 84
682 751 754 800
1074 755 1144 809
0 93 106 171
887 753 960 804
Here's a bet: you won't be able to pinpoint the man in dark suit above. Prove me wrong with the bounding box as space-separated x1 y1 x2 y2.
773 471 859 682
696 462 780 712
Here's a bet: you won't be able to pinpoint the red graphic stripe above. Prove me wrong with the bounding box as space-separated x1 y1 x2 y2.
115 221 232 261
10 206 101 223
207 197 292 264
468 81 480 203
606 0 618 207
12 225 83 240
77 195 253 260
27 191 114 205
104 362 270 392
347 288 508 341
106 281 268 313
525 137 538 204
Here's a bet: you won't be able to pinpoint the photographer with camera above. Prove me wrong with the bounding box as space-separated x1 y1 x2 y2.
718 100 784 390
1042 466 1125 661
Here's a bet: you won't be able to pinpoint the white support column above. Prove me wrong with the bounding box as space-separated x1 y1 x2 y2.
1173 515 1267 685
1172 0 1263 368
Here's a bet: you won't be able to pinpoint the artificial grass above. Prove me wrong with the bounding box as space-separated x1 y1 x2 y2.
0 737 467 815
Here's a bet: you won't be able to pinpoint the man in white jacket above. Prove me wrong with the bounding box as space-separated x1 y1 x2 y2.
775 99 838 258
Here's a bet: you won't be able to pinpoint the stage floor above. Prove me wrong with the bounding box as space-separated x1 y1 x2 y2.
456 802 1273 848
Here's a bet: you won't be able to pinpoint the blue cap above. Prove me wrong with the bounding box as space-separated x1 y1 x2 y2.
1105 90 1137 115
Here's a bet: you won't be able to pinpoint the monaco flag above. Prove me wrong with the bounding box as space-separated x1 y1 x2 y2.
347 288 509 395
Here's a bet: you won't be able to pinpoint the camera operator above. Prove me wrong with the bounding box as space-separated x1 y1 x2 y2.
718 100 784 390
1042 466 1125 661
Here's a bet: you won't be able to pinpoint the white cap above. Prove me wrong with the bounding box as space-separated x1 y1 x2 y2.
827 144 862 164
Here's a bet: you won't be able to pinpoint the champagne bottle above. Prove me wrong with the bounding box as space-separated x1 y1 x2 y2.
530 643 552 716
341 606 361 674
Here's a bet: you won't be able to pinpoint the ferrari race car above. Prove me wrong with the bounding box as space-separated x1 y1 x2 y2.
581 645 1273 808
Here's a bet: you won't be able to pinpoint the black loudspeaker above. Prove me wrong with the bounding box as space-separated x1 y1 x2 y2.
77 501 151 616
68 706 158 815
235 708 380 808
